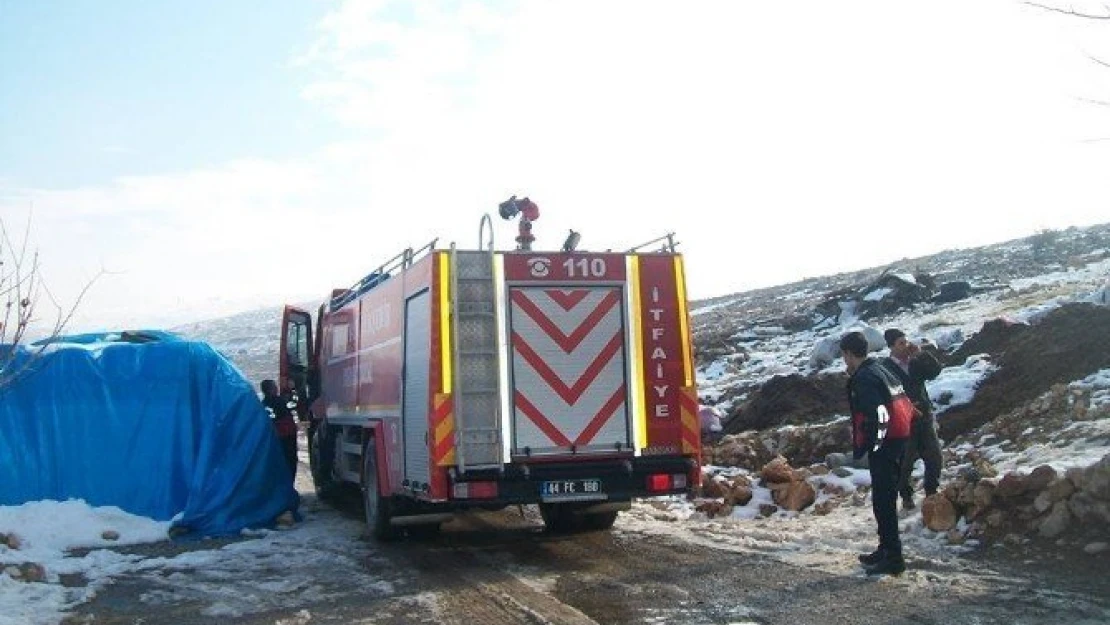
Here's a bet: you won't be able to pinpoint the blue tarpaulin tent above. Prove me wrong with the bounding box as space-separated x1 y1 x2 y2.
0 332 298 537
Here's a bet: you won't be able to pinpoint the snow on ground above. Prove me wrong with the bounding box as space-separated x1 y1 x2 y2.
0 502 171 625
0 494 392 625
930 355 996 415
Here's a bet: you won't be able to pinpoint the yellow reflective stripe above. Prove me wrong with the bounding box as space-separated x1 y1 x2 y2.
674 256 694 387
628 255 647 451
438 253 452 394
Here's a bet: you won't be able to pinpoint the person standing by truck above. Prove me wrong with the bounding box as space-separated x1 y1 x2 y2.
261 379 298 483
841 331 915 575
882 328 943 509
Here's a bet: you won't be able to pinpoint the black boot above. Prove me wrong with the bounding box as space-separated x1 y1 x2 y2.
865 552 906 576
858 548 885 566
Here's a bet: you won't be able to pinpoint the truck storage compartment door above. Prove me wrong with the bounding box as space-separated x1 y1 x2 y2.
403 290 432 487
507 284 632 456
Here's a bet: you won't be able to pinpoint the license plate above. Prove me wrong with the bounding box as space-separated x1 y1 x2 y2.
540 479 603 499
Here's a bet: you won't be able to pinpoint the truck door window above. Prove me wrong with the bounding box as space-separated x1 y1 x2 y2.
286 320 309 367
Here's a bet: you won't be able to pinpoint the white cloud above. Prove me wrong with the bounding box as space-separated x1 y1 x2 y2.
3 0 1109 333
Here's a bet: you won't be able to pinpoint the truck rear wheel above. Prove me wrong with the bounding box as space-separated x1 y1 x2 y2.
309 425 340 500
539 503 579 533
362 438 398 541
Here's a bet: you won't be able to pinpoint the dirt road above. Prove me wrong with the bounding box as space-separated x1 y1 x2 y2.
67 484 1108 625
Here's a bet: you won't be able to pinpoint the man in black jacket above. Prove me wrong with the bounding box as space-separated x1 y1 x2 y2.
841 331 915 575
261 379 299 483
882 328 943 509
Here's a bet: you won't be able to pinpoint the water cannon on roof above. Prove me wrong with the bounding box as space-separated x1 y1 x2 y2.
498 195 540 251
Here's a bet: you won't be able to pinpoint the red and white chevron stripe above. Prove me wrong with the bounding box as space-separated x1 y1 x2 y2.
509 287 630 452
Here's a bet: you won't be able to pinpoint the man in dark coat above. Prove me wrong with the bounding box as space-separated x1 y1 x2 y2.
841 331 915 575
882 328 943 509
261 379 299 483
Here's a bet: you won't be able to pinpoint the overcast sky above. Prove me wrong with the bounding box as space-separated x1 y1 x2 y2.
1 0 1107 333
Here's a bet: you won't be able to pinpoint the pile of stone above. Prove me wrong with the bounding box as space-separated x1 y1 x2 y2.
920 454 1110 549
705 419 851 471
695 457 821 519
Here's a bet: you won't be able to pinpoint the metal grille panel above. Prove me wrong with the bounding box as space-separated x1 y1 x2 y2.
403 290 432 485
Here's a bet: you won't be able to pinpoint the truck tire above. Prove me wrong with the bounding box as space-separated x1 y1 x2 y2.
539 503 579 533
362 438 398 541
309 425 340 501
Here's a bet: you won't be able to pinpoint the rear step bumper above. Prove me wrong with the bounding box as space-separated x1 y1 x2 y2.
450 456 698 505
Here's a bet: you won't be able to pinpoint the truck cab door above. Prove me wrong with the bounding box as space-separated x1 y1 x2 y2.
280 306 315 418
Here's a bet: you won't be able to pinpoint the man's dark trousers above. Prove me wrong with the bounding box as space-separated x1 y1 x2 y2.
280 436 298 481
901 415 942 498
869 439 907 556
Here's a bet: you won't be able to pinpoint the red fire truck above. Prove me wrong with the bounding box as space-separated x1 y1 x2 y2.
279 201 701 539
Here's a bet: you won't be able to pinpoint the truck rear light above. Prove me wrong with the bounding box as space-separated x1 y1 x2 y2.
452 481 498 499
646 473 671 492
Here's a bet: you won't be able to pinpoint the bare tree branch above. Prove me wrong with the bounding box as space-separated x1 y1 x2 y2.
0 210 100 389
1025 2 1110 18
1086 52 1110 69
1078 96 1110 106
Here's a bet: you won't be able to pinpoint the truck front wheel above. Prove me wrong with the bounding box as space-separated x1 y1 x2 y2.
309 425 340 500
362 438 398 541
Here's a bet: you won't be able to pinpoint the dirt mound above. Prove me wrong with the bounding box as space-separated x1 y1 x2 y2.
939 303 1110 441
949 317 1031 365
723 373 848 434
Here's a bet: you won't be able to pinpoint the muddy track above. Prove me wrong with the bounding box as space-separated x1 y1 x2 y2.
68 492 1109 625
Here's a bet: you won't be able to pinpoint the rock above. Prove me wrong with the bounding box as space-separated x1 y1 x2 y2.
825 453 850 469
4 533 22 550
922 494 957 531
832 467 853 478
1038 501 1072 538
791 468 812 481
1034 478 1076 513
695 500 733 519
995 473 1028 499
1026 465 1058 492
809 336 842 369
947 529 966 545
931 327 965 351
761 457 795 485
973 458 998 479
703 477 728 499
101 530 121 541
844 323 886 353
773 480 817 512
813 501 836 515
18 562 46 583
808 464 830 476
4 565 20 580
934 281 972 304
1083 542 1109 555
972 481 996 510
722 477 754 507
699 405 723 434
821 482 847 497
758 503 778 517
985 510 1007 529
1067 491 1110 523
1066 467 1086 492
1081 455 1110 500
276 511 296 529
